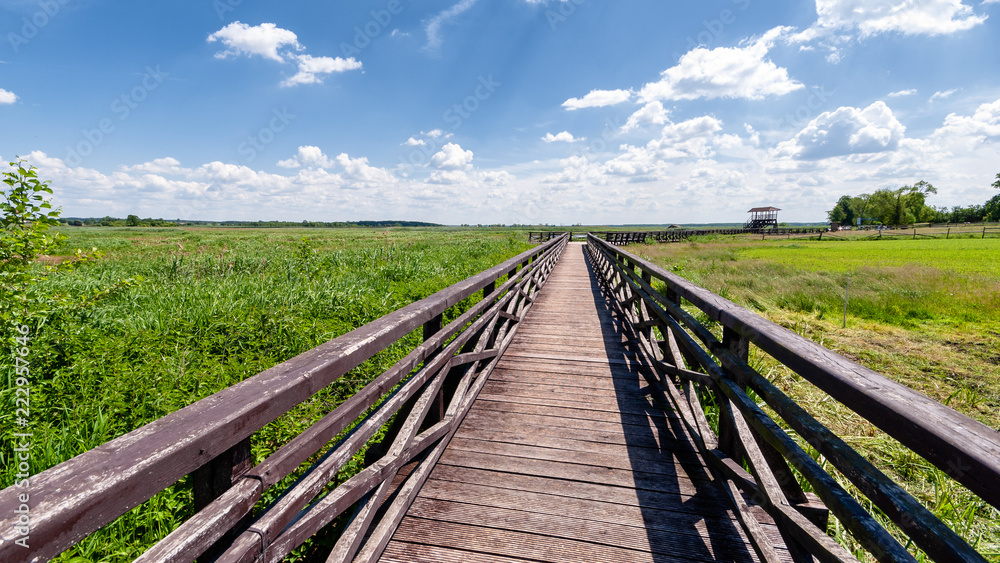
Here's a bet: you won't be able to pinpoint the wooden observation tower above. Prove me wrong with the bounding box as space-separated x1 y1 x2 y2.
745 206 780 229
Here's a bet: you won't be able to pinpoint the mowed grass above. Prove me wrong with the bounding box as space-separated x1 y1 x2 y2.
637 236 1000 561
0 226 533 562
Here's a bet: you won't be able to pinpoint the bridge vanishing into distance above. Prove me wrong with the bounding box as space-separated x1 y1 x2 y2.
2 235 999 562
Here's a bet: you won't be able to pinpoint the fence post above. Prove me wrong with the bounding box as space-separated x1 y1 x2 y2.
718 327 749 465
192 438 252 512
423 313 445 425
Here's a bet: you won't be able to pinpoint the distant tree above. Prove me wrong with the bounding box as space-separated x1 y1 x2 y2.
126 214 141 226
993 173 1000 190
985 194 1000 222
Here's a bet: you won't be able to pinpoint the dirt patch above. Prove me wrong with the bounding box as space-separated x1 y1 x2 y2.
35 255 79 266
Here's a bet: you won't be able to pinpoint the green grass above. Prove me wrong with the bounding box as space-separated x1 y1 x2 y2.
637 236 1000 561
742 238 1000 276
0 226 533 562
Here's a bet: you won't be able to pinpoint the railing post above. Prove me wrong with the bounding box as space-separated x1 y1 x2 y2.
423 313 445 426
192 438 253 512
718 327 749 465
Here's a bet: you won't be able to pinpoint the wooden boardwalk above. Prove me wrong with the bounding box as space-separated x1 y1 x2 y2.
381 243 788 562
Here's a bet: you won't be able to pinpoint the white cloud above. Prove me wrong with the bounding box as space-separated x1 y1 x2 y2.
424 0 478 51
207 22 302 62
403 137 426 146
277 146 335 168
0 88 17 104
888 89 917 97
281 54 362 87
638 27 803 102
809 0 987 37
428 169 470 184
478 170 514 186
562 89 632 110
775 101 906 160
621 101 669 132
542 131 585 143
934 98 1000 146
208 22 360 87
334 153 397 187
431 143 474 169
930 88 959 101
424 129 451 139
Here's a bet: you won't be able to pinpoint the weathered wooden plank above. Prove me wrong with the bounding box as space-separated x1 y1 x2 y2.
381 243 778 563
407 497 771 562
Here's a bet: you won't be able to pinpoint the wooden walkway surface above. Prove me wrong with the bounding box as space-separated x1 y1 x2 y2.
380 243 789 562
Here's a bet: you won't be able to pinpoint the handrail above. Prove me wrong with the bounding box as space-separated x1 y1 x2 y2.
586 233 998 563
0 234 568 563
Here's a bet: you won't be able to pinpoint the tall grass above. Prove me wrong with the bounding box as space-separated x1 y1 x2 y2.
638 236 1000 561
0 227 532 562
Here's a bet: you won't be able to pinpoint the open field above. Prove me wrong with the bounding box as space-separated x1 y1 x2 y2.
0 226 533 561
635 235 1000 560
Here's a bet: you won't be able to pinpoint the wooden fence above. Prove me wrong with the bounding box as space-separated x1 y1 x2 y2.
586 234 999 563
864 226 1000 240
597 228 827 245
0 234 568 563
526 230 568 242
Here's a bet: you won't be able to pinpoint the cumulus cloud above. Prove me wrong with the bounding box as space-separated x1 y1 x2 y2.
208 22 361 87
888 89 917 97
0 88 17 104
562 89 632 110
934 98 1000 146
621 101 669 132
479 170 514 186
208 22 302 62
542 131 585 143
431 143 474 169
802 0 987 38
638 27 803 102
403 137 426 146
277 145 336 168
282 54 362 87
428 169 470 184
775 101 906 160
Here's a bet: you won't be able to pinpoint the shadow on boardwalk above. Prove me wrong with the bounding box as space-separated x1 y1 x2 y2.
583 250 759 563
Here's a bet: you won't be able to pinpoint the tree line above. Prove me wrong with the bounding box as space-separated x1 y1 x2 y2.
828 174 1000 226
61 216 443 228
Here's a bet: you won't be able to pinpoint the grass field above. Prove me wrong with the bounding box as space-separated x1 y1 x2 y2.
0 226 532 562
636 235 1000 561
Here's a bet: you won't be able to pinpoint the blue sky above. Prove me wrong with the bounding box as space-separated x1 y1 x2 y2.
2 0 999 224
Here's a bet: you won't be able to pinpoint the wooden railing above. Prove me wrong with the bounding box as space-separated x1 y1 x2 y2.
586 234 999 563
0 234 568 563
526 230 568 242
